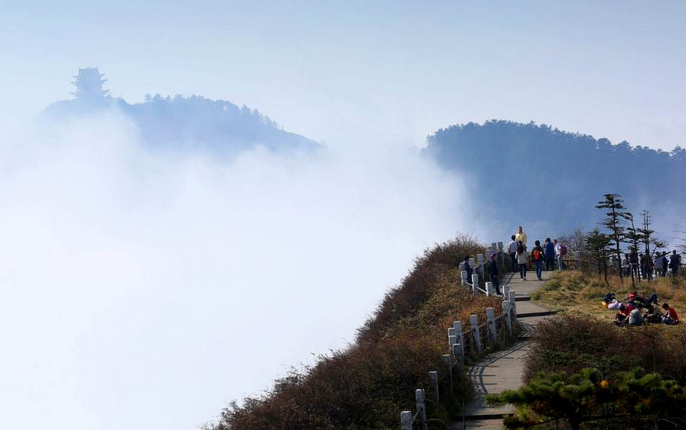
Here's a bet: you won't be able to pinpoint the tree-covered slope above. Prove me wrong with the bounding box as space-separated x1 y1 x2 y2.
44 68 320 155
423 120 686 236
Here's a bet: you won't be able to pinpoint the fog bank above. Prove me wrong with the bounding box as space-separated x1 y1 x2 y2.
0 113 477 430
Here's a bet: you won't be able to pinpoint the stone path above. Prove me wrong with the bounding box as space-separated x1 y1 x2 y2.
451 270 555 430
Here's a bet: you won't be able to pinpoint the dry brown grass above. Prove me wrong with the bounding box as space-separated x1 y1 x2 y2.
532 270 686 323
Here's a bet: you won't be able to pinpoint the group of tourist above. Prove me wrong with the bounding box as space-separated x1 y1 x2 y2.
604 291 680 326
507 227 567 282
620 250 682 280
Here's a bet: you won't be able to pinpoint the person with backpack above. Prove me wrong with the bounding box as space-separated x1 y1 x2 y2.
516 241 528 281
488 253 502 295
507 235 518 273
669 250 681 276
544 238 555 271
532 240 544 280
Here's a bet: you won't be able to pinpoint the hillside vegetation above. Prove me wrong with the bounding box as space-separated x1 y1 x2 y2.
44 68 319 155
209 236 504 430
424 120 686 234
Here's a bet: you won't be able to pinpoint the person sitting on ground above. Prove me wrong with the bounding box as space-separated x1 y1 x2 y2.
628 307 644 326
615 303 634 325
516 241 528 281
488 253 502 295
644 303 663 323
626 291 658 308
532 240 544 281
602 292 622 310
662 303 680 325
463 255 473 281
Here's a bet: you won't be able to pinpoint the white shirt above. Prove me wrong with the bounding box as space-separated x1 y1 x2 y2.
554 243 562 256
508 240 517 253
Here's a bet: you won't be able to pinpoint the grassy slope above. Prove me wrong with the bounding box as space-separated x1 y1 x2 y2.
531 270 686 323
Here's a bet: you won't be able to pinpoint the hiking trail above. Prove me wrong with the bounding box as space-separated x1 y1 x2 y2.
451 270 555 429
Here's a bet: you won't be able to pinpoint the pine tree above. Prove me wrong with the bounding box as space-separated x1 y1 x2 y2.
596 194 631 281
486 367 686 430
586 229 612 283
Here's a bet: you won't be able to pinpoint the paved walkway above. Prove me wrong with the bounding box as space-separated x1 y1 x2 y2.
451 270 554 430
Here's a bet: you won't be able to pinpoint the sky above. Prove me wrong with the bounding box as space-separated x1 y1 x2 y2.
1 2 686 430
1 0 686 149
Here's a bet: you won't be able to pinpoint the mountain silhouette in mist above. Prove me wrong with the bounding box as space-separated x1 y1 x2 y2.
423 120 686 235
45 68 320 155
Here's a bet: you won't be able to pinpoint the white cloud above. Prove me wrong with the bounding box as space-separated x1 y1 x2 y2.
0 113 476 430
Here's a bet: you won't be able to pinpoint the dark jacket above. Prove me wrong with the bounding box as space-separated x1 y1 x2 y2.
544 242 555 258
489 260 499 277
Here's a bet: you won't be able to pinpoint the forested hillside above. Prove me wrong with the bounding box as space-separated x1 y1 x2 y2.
424 120 686 237
44 68 319 155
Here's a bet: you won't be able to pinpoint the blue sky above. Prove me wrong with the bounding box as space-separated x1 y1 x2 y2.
2 0 686 149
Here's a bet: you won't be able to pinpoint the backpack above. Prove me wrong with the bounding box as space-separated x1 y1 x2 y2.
532 249 541 261
560 245 568 255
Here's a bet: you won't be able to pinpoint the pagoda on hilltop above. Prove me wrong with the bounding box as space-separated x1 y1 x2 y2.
72 67 110 101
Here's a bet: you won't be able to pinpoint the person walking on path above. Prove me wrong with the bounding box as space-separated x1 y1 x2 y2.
507 235 518 273
544 238 555 271
532 240 544 281
515 226 527 250
669 250 682 276
554 239 565 270
516 241 528 281
488 253 502 295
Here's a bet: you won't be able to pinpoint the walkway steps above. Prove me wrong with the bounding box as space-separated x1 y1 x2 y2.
453 271 555 429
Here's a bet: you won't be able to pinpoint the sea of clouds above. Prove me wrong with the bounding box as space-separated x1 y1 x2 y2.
0 112 480 430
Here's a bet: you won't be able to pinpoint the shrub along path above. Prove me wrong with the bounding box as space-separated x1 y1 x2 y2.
451 270 555 429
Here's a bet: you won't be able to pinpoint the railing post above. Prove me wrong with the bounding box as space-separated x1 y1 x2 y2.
486 281 494 296
453 321 464 363
448 327 457 349
503 284 510 300
471 274 479 292
428 370 439 404
508 291 518 325
502 301 513 336
461 270 469 286
442 353 453 395
470 314 481 353
400 410 413 430
416 389 428 430
486 307 497 344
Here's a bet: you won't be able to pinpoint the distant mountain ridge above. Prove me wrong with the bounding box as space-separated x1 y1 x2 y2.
423 120 686 237
45 68 320 155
